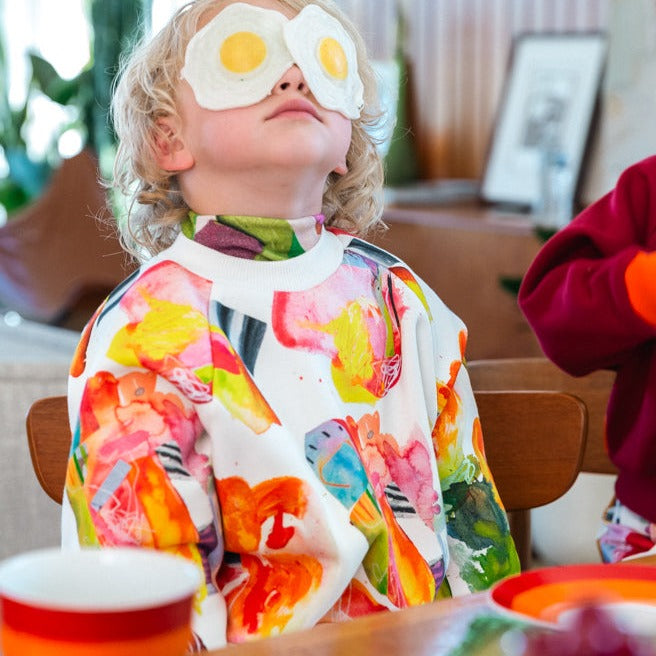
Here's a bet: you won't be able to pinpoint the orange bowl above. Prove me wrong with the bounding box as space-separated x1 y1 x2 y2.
490 563 656 626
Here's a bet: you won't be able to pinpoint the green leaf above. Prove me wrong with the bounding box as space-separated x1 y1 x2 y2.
29 53 61 89
499 275 522 297
29 53 81 105
0 178 31 214
533 226 557 243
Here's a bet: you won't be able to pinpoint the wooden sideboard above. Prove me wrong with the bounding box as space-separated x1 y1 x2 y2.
373 203 545 360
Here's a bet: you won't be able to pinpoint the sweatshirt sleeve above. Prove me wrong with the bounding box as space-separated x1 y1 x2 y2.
518 156 656 375
62 270 228 651
419 284 520 596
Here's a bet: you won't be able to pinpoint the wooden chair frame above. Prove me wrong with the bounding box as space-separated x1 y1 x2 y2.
468 357 616 475
468 356 617 568
26 396 72 504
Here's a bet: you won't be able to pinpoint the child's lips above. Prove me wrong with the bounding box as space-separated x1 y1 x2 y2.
266 100 321 121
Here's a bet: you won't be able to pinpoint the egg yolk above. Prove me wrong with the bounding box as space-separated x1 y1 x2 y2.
220 31 267 74
318 37 348 80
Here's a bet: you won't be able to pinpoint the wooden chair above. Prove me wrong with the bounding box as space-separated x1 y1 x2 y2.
0 150 131 331
26 390 585 572
25 396 71 504
467 357 616 475
474 390 586 512
468 357 617 568
474 389 587 569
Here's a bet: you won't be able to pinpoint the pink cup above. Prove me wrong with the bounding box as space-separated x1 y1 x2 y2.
0 547 201 656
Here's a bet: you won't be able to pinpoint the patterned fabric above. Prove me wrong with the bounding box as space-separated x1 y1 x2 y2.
183 213 323 261
63 217 519 649
598 497 656 563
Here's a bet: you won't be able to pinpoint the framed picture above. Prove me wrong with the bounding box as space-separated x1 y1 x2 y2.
480 32 608 210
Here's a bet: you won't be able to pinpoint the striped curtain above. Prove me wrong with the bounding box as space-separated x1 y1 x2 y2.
336 0 610 179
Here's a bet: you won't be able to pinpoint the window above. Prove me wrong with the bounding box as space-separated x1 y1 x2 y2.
1 0 90 160
151 0 188 33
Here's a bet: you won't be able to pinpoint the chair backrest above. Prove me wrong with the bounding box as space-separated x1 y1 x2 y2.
25 395 71 504
474 389 587 569
468 357 616 475
473 390 587 512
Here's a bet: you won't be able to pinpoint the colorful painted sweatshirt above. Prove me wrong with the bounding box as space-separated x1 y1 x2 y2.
519 155 656 524
62 214 518 649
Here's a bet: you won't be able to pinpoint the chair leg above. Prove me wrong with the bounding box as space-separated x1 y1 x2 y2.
508 510 531 570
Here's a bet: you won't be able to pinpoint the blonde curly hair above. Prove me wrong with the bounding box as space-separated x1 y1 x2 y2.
111 0 385 261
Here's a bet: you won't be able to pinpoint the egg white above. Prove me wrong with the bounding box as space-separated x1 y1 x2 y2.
284 5 364 119
181 2 293 111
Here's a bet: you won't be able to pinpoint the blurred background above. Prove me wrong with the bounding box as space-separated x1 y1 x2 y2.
3 0 653 330
2 0 655 228
1 0 655 566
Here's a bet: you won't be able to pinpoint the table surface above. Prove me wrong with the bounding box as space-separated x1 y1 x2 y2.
621 553 656 566
207 555 656 656
209 593 491 656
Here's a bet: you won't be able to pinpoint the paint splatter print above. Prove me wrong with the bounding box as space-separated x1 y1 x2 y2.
64 218 518 649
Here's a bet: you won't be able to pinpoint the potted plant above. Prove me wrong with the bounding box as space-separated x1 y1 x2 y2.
0 0 148 329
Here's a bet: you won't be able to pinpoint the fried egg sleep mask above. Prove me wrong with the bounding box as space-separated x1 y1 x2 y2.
180 2 364 119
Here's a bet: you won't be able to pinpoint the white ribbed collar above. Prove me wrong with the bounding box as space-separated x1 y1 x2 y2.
155 226 347 295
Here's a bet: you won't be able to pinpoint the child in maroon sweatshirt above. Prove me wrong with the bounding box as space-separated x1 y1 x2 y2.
519 155 656 563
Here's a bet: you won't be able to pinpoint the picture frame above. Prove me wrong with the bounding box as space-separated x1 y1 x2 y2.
480 32 608 210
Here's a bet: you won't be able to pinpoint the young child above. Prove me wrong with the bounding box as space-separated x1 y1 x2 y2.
62 0 518 648
519 155 656 564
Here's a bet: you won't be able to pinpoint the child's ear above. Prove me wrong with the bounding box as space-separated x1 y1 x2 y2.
154 117 194 172
333 159 348 176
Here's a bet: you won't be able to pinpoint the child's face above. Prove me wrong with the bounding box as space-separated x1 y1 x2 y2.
182 0 364 119
158 0 354 215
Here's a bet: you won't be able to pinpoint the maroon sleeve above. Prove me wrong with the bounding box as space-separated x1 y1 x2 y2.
518 156 656 375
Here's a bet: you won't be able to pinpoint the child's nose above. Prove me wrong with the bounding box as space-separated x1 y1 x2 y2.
273 65 308 95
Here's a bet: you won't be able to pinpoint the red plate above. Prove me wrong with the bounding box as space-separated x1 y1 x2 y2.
490 564 656 624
